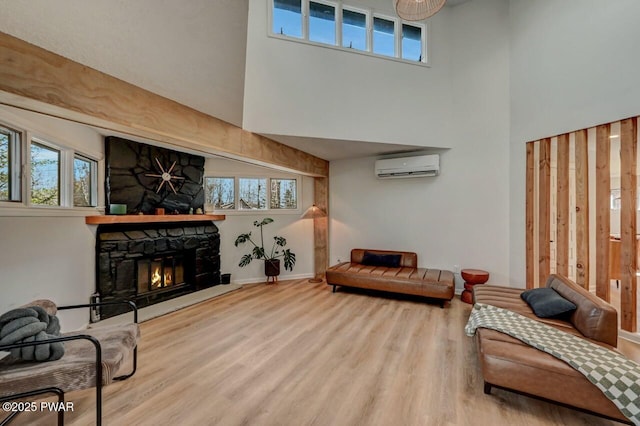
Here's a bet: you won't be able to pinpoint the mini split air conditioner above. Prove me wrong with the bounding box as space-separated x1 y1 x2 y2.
374 154 439 179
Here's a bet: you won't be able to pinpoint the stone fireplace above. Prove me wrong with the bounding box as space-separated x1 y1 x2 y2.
95 221 220 320
92 135 222 320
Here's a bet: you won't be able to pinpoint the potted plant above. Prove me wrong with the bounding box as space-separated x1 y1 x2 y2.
234 218 296 280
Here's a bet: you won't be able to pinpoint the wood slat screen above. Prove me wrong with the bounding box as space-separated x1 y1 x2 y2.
525 117 639 332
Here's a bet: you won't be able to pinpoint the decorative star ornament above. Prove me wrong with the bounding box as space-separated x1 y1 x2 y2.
145 158 185 194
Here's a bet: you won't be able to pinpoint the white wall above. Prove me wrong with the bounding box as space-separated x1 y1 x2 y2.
0 107 104 330
330 0 511 292
203 158 315 284
243 0 454 147
508 0 640 286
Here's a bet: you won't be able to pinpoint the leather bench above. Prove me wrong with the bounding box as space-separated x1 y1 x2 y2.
472 274 627 423
326 249 455 307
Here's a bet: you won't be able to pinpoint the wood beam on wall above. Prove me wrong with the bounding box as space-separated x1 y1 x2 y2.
556 134 570 277
526 142 535 289
313 177 329 279
619 117 637 332
595 124 611 301
574 129 589 289
538 138 551 287
0 31 328 178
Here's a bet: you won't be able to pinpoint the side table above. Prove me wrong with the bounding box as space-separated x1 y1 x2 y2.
460 269 490 304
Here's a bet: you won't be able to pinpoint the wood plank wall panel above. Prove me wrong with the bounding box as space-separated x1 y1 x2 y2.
556 134 570 277
0 31 329 177
526 142 535 289
574 129 589 288
538 138 552 287
595 124 611 301
619 117 638 332
313 177 329 279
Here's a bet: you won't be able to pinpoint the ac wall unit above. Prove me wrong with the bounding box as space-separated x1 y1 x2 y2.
374 154 439 179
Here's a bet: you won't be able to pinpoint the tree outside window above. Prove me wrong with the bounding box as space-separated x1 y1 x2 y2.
205 177 235 209
74 155 97 207
238 178 267 210
270 178 297 209
30 142 60 206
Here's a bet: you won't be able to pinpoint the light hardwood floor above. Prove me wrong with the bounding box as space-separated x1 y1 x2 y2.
8 280 640 425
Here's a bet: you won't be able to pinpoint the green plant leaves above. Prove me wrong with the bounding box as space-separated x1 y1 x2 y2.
234 232 251 246
239 254 253 267
236 217 295 273
254 218 274 227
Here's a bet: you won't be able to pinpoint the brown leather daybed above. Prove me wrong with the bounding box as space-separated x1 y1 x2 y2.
472 274 629 423
326 249 455 307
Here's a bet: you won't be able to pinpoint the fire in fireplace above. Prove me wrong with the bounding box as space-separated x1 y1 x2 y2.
95 222 221 320
137 255 186 294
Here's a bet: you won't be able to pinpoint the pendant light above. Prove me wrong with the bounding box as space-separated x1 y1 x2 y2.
394 0 446 21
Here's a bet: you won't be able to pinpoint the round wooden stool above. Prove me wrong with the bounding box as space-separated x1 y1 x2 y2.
460 269 489 304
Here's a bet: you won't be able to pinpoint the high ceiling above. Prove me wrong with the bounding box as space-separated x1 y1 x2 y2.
0 0 469 161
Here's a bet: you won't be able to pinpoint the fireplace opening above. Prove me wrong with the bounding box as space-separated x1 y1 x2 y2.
137 255 186 295
96 221 220 320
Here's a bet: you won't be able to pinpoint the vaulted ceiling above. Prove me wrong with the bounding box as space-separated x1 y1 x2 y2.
0 0 470 160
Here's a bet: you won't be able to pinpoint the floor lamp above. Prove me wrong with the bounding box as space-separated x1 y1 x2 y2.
301 204 327 283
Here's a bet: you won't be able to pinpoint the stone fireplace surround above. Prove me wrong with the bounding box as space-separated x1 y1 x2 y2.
96 221 220 320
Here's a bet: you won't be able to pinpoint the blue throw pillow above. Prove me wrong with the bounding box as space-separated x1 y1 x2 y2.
520 287 577 318
361 251 402 268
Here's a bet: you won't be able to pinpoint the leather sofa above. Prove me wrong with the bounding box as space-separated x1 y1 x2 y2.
473 274 628 423
326 249 455 306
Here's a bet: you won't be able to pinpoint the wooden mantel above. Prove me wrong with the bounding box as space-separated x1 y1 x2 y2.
85 214 225 225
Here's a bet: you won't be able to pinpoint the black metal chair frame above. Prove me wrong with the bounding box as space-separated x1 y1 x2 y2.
0 300 138 426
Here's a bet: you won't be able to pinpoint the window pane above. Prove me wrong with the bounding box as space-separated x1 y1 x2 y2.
0 126 21 202
402 24 422 61
238 178 267 210
273 0 302 38
373 17 395 57
342 9 366 51
270 178 297 209
205 177 235 209
309 2 336 45
74 155 97 207
31 142 60 206
0 130 10 201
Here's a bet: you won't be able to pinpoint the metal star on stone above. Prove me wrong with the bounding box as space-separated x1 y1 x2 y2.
145 158 185 194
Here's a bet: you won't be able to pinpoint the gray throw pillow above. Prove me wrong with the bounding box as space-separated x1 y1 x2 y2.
520 287 577 318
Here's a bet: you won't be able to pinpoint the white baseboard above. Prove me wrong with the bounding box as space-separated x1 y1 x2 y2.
619 330 640 344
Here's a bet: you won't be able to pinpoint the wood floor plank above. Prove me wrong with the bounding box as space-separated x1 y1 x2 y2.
7 279 639 426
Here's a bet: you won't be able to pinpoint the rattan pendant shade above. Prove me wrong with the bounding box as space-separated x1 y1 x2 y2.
394 0 446 21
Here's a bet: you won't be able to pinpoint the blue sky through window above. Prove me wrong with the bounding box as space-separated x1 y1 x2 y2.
373 17 395 57
342 9 366 50
402 24 422 61
272 2 424 62
273 0 302 38
309 2 336 45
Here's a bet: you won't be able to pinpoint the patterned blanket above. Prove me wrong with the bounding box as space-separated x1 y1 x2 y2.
465 302 640 425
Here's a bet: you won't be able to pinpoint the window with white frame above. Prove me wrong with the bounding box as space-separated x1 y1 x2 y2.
204 177 235 209
342 7 368 51
270 178 297 209
309 1 336 45
0 124 22 202
0 119 100 210
30 140 61 206
273 0 303 38
269 0 427 64
204 175 299 212
73 154 98 207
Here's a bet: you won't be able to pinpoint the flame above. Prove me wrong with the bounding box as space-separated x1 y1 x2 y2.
151 268 162 289
165 271 172 286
